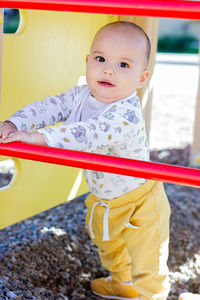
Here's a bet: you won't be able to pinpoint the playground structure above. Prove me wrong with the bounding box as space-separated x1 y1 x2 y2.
0 0 200 231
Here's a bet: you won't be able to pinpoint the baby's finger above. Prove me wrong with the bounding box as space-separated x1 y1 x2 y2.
2 127 12 139
0 124 11 138
0 132 20 143
0 122 4 137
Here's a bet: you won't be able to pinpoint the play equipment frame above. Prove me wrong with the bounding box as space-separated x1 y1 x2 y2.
1 0 200 19
0 142 200 188
1 0 200 188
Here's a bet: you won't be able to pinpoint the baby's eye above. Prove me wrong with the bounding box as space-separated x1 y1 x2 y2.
96 56 105 62
119 62 129 68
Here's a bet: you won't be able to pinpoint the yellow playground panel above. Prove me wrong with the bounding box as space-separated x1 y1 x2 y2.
0 8 157 229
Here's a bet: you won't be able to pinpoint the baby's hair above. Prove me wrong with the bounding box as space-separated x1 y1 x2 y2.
96 21 151 68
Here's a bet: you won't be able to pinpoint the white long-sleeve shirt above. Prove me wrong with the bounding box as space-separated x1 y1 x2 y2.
8 85 149 200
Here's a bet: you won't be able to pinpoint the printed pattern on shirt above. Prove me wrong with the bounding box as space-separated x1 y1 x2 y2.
8 85 149 200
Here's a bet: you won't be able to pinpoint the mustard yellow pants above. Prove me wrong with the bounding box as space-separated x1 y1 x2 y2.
85 180 171 300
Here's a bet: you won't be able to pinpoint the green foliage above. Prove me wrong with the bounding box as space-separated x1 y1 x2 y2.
158 34 199 54
4 19 19 34
3 9 20 34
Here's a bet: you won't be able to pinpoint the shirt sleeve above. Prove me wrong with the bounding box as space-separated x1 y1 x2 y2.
7 86 82 132
38 101 145 152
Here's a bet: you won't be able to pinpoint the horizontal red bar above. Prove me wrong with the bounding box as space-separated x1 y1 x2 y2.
1 0 200 19
0 142 200 188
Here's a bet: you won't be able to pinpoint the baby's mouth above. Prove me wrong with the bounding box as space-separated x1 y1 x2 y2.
97 80 115 87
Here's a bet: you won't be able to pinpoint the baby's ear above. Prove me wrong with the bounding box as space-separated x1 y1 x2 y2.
139 70 149 87
86 55 89 63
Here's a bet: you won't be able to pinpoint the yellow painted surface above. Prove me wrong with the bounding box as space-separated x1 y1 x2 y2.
0 13 3 25
0 9 3 104
0 9 118 229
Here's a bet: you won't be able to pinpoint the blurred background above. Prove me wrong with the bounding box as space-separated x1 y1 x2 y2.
3 8 20 34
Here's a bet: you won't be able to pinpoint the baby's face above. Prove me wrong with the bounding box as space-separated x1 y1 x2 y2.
86 26 149 103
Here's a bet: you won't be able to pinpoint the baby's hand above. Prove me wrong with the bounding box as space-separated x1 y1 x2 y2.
0 130 47 146
0 121 17 139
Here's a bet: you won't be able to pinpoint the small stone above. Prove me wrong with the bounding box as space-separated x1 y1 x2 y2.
24 290 33 298
6 291 17 298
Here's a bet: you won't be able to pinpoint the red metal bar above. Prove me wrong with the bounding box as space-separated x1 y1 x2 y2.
1 0 200 20
0 142 200 188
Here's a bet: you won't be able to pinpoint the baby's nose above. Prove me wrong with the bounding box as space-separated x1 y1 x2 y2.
104 70 113 76
103 64 114 76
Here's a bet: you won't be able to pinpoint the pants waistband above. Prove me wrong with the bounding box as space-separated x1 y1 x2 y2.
90 180 158 209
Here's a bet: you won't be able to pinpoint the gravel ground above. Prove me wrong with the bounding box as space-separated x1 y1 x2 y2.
0 55 200 299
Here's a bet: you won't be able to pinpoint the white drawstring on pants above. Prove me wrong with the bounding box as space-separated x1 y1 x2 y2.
88 201 110 241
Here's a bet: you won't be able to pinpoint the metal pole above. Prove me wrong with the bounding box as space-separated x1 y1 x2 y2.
0 0 200 20
0 142 200 188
